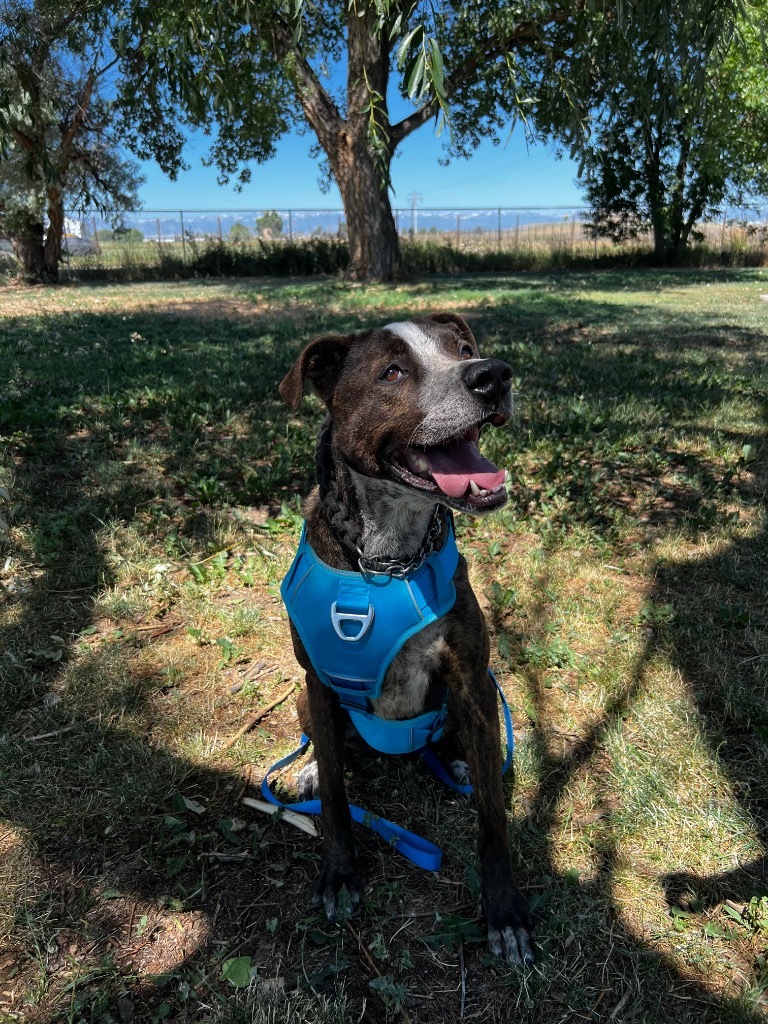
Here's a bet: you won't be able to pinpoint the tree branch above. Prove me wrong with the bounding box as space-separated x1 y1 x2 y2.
390 14 567 149
11 125 37 154
270 18 344 153
60 72 95 155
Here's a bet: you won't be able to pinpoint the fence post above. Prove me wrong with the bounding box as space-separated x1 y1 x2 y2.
720 210 728 251
456 215 460 248
288 210 293 243
570 216 576 251
514 213 520 250
497 208 501 250
180 211 186 263
92 216 100 254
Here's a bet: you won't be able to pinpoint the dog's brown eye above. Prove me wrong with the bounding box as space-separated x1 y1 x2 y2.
459 344 474 360
381 365 404 382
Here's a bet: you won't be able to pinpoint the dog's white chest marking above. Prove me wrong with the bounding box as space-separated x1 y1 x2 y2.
372 620 448 720
349 469 436 562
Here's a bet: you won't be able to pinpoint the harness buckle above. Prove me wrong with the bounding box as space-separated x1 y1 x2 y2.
331 601 375 642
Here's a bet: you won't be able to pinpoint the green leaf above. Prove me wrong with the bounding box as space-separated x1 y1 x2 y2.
221 956 253 988
428 37 446 99
722 904 745 925
406 48 426 99
396 25 423 68
182 796 206 815
423 914 485 949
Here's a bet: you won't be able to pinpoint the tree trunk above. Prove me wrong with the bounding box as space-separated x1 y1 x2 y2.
10 212 47 281
644 128 668 264
336 141 401 280
44 188 64 283
339 3 400 280
667 133 691 262
285 1 402 280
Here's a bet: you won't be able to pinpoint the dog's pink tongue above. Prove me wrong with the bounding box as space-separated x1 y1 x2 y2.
425 442 506 498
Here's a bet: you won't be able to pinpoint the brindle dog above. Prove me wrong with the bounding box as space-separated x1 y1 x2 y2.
279 312 533 964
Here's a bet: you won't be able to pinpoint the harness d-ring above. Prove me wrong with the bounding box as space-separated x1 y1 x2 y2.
330 602 374 641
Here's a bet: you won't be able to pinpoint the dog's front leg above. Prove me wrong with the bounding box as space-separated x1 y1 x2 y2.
449 655 534 964
305 672 362 921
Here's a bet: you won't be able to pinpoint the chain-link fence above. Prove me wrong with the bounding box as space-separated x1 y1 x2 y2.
58 205 768 273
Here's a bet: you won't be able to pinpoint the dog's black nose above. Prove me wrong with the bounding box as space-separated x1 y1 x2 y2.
462 358 512 404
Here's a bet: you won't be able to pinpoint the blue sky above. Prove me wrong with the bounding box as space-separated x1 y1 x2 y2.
137 111 585 213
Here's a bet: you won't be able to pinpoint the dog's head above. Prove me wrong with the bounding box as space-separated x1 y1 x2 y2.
280 313 512 515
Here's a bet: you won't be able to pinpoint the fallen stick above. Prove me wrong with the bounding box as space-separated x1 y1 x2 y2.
24 722 79 743
218 681 296 753
241 797 318 837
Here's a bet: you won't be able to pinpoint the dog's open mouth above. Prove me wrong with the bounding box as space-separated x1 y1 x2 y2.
387 426 508 511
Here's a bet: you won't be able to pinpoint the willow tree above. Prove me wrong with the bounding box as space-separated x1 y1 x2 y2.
117 2 576 281
538 0 768 263
0 0 142 282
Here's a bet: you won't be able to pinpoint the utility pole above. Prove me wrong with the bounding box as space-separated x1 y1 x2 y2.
408 192 422 237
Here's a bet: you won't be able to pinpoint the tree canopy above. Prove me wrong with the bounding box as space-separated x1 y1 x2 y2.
0 0 143 281
539 0 768 262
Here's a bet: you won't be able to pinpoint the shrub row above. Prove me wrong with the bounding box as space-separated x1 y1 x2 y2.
3 234 767 284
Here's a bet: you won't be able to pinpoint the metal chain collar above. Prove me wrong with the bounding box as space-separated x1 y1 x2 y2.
356 507 445 580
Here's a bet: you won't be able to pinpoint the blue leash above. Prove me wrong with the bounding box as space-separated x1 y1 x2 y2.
259 671 514 872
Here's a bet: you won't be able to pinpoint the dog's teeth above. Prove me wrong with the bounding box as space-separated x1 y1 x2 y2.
469 480 481 496
412 454 431 474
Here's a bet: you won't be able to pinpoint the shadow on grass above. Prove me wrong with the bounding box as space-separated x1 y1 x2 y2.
0 277 766 1021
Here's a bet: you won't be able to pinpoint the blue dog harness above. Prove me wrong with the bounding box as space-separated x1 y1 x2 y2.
280 514 459 753
259 514 514 871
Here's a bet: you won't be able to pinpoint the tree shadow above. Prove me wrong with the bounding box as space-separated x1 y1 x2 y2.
482 292 768 1019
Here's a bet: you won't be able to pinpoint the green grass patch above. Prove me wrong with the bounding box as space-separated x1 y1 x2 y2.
0 269 767 1022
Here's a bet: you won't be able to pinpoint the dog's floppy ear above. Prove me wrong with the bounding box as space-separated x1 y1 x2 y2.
279 334 355 412
427 312 476 348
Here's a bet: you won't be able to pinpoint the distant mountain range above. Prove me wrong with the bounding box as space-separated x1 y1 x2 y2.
66 205 766 241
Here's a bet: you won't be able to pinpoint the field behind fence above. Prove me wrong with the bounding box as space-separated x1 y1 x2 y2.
57 205 768 276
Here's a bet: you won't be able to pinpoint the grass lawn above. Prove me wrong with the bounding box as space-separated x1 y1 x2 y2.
1 270 767 1024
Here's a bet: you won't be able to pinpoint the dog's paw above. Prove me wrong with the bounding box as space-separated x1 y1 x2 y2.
487 897 535 965
296 759 320 801
311 858 363 923
487 923 535 965
448 758 471 787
